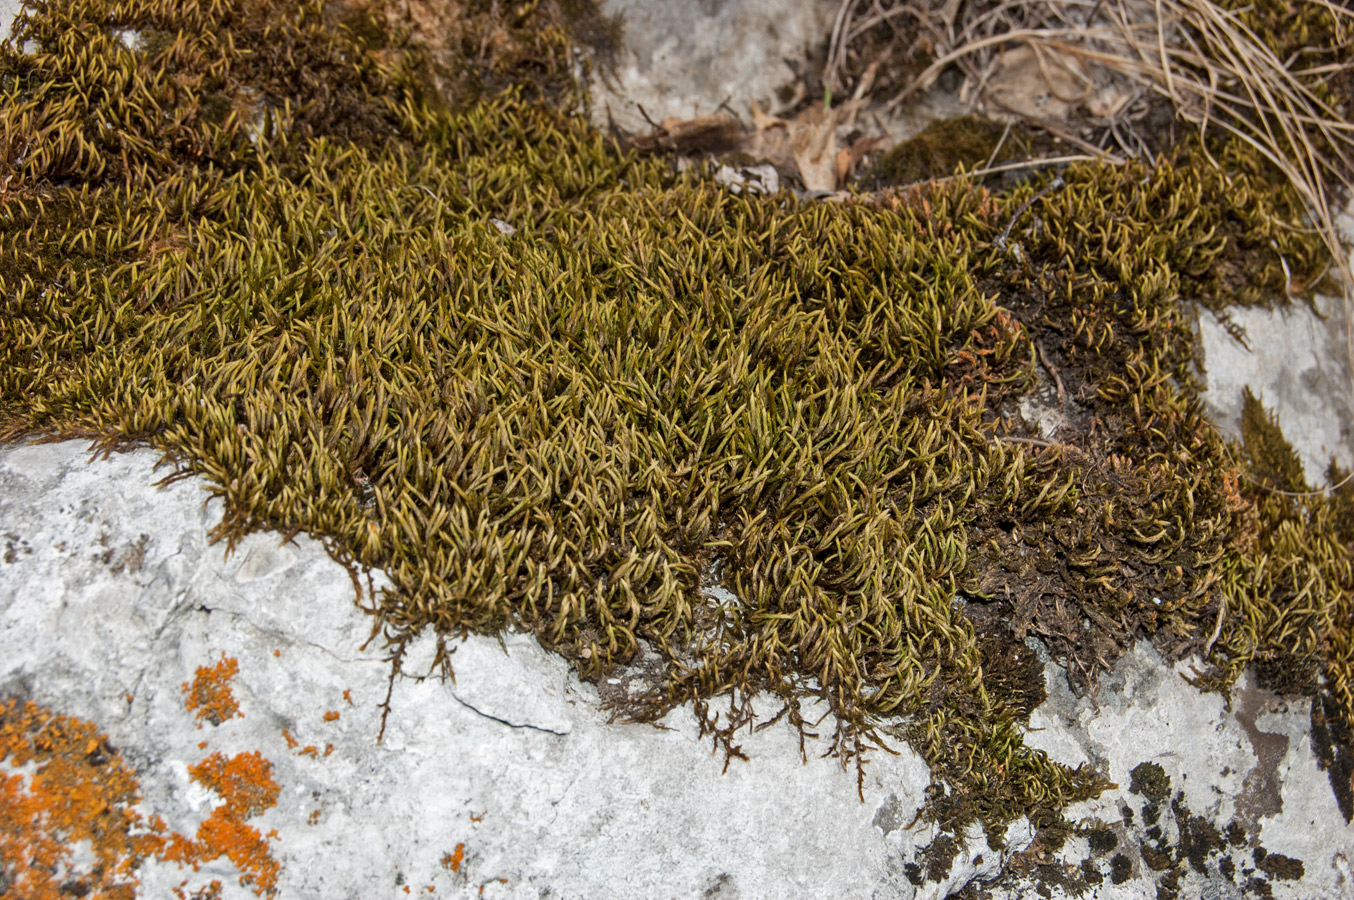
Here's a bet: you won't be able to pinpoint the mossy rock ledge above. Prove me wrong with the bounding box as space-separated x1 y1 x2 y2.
0 0 1352 897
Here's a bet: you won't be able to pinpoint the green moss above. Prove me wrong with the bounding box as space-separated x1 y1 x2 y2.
1240 388 1306 493
1 0 1351 840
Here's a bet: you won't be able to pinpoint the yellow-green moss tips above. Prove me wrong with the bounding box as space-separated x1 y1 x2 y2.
1 0 1351 837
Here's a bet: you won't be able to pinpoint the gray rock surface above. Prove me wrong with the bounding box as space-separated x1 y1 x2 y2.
589 0 838 133
1004 643 1354 899
1198 290 1354 484
3 440 1020 900
0 0 16 40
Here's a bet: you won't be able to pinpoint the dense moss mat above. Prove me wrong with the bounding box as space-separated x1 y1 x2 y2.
2 0 1353 834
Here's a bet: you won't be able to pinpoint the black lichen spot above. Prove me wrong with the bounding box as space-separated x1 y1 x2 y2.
1110 854 1133 884
1225 821 1247 847
1130 762 1172 802
1257 849 1304 881
923 834 960 883
1080 857 1103 885
1087 828 1118 855
1141 842 1173 872
904 863 924 886
1156 868 1180 900
1220 856 1236 880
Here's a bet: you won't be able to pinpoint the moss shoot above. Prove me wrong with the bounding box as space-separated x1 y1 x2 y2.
1 0 1351 837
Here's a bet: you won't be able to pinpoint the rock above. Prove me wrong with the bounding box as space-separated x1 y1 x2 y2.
5 441 1352 898
1198 289 1354 484
987 642 1354 898
589 0 838 134
0 0 19 41
1 440 980 899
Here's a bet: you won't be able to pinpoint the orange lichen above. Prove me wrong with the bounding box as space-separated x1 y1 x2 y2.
469 811 485 823
307 809 321 825
281 729 299 750
298 745 319 758
343 689 353 706
192 815 281 896
323 710 340 722
164 751 282 897
173 880 223 900
181 655 242 728
323 743 335 757
0 698 158 900
442 843 466 873
188 752 280 819
0 698 282 899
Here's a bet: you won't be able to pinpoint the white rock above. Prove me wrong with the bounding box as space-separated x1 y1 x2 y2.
589 0 838 134
1012 642 1354 899
1197 290 1354 484
0 441 962 900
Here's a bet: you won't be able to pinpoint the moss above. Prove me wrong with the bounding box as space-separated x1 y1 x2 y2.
864 116 1051 190
1 0 1352 839
1311 692 1354 823
922 833 960 882
1240 388 1307 493
1171 795 1224 874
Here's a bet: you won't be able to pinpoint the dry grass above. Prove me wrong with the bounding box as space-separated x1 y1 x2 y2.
828 0 1354 409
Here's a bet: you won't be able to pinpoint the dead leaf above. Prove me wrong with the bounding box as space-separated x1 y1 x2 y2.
834 134 888 187
627 111 744 155
789 103 840 193
985 44 1090 121
750 100 786 133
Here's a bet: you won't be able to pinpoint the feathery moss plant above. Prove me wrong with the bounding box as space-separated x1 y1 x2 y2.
1 0 1351 836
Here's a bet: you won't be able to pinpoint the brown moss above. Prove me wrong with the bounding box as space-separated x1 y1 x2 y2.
864 116 1052 190
1129 762 1171 802
1240 387 1306 494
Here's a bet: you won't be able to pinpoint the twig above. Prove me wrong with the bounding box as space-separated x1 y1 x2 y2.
1035 340 1067 405
996 175 1065 249
980 119 1014 174
1203 595 1226 657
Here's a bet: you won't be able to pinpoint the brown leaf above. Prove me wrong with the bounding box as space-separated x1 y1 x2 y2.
627 112 744 155
789 103 840 193
750 100 786 134
834 134 888 187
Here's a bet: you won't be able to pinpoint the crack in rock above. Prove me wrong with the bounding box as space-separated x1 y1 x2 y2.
450 692 571 737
